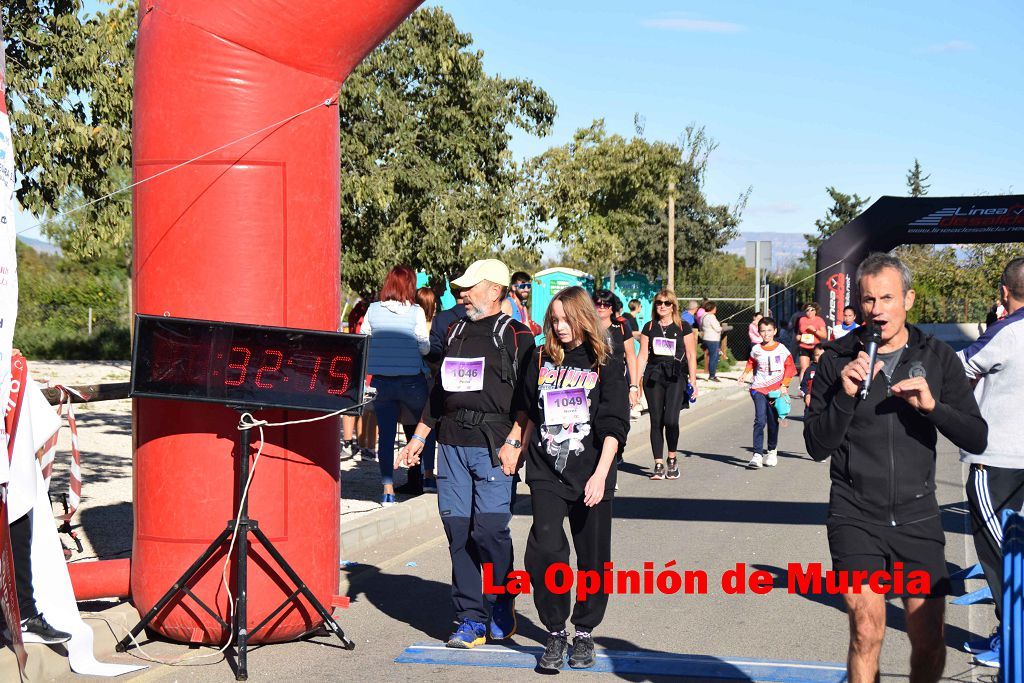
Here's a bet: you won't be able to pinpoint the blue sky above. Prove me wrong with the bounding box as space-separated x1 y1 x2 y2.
18 1 1024 244
431 0 1024 235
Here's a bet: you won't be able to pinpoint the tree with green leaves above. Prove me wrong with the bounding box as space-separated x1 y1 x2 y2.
526 120 747 285
337 7 555 294
801 187 870 268
4 0 135 262
906 158 930 198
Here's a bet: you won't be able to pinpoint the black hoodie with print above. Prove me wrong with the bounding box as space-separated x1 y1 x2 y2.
520 343 629 499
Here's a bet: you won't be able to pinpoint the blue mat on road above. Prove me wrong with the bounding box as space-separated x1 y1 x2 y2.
396 642 847 682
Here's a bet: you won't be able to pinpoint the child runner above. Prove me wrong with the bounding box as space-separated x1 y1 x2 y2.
736 317 796 469
521 286 629 671
636 290 698 480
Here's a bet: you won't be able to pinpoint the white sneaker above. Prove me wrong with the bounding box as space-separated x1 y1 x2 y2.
629 407 642 421
764 450 778 467
748 453 763 469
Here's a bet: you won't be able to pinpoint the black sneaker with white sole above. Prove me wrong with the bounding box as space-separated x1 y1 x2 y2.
538 633 568 670
13 614 72 644
666 457 680 479
568 634 595 668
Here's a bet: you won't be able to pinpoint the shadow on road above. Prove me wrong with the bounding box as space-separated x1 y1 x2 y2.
516 493 828 526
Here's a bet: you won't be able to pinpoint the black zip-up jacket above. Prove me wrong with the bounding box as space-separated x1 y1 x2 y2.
804 324 987 526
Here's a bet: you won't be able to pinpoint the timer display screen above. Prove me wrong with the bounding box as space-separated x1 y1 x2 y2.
131 315 367 412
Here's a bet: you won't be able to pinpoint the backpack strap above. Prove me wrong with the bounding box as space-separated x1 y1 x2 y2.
492 314 518 386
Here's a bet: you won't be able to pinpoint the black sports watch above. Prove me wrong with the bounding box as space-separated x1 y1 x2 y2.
504 438 522 448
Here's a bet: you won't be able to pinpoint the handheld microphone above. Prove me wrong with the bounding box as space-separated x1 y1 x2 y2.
859 324 882 400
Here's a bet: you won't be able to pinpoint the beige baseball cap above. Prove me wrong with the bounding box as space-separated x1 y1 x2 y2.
451 259 511 288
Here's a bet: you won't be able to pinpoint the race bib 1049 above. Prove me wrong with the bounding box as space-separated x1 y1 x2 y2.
652 337 677 357
542 387 589 426
441 357 485 392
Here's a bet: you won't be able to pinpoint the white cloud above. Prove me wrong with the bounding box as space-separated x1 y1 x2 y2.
926 40 974 53
642 17 745 33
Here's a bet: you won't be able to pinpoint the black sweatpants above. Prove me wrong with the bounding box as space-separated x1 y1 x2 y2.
644 371 685 459
966 464 1024 621
10 514 38 620
524 491 612 633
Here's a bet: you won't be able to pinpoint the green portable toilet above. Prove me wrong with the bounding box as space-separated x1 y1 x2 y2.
416 272 457 311
600 270 661 333
531 267 595 329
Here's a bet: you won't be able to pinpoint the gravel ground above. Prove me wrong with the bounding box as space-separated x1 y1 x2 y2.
28 359 740 565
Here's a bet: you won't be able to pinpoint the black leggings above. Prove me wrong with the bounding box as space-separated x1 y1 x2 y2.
645 371 685 459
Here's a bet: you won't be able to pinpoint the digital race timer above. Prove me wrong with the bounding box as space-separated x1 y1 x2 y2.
131 315 368 412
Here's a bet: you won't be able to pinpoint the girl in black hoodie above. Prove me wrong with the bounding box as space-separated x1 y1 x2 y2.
520 286 629 670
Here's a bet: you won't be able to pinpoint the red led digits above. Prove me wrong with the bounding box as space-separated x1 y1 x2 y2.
307 356 322 391
254 349 284 388
224 346 251 386
327 355 352 395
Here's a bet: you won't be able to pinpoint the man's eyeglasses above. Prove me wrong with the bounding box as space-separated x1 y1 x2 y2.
514 283 532 290
594 301 612 309
655 301 674 307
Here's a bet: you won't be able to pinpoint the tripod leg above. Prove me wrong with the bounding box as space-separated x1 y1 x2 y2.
116 528 233 652
235 518 249 681
250 526 356 650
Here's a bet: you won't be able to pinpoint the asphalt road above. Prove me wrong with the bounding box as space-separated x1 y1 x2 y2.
120 389 996 683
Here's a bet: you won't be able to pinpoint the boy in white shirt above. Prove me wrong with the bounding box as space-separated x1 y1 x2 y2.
736 317 796 468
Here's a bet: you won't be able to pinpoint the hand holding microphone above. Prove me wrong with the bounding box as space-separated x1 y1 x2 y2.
839 324 884 398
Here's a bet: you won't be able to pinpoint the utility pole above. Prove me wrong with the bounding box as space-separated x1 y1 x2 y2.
609 265 616 292
667 182 676 293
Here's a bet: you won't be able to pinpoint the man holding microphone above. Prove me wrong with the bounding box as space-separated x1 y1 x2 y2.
804 253 987 683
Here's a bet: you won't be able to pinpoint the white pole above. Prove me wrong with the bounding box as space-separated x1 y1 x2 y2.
88 307 93 336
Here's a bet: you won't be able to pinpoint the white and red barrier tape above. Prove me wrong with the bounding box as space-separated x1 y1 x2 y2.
39 384 85 521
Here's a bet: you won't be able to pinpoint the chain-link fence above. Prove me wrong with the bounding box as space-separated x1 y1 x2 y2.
14 303 131 359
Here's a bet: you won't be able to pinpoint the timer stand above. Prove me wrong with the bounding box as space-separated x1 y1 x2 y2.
115 406 356 681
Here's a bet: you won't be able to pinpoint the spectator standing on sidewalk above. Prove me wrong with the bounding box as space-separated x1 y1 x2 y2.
956 257 1024 668
748 312 764 346
700 301 723 381
362 266 430 506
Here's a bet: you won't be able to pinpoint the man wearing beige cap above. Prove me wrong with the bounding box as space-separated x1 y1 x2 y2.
399 259 535 649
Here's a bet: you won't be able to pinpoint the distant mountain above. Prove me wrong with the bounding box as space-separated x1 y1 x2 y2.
17 235 62 256
723 231 806 271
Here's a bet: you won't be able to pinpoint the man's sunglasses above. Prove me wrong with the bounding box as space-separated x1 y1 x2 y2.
514 283 532 290
655 300 674 307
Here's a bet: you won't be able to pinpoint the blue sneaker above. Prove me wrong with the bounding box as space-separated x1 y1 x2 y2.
963 633 997 654
972 635 1000 668
489 598 517 640
380 493 395 507
446 618 486 649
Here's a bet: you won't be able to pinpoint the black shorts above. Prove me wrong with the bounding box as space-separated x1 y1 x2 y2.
798 347 816 359
827 515 950 598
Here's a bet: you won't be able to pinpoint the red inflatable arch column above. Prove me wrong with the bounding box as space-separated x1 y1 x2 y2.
127 0 422 644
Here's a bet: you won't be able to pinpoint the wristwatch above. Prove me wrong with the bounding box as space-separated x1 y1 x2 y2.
504 438 522 448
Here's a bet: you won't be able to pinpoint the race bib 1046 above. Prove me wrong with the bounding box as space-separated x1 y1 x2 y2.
652 337 677 357
542 387 589 426
441 357 485 392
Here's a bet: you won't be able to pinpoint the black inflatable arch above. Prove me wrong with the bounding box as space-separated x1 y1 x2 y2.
814 194 1024 325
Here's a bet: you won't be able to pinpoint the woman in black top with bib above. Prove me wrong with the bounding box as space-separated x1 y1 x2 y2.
636 289 697 480
520 286 628 671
